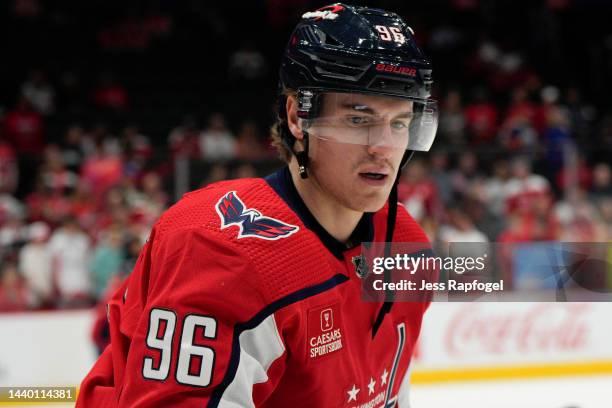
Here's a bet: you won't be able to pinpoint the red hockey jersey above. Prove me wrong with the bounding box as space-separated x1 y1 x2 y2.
77 167 432 407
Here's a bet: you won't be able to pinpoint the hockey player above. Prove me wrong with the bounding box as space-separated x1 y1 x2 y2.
77 3 438 407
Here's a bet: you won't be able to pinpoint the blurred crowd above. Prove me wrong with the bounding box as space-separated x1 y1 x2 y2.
0 97 279 311
400 84 612 245
1 0 612 311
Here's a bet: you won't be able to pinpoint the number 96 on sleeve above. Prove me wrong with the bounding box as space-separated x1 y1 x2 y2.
0 387 76 403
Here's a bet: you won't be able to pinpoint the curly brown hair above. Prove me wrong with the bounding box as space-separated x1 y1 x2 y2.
269 89 297 163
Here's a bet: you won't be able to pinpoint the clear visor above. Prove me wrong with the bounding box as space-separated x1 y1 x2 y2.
300 92 438 151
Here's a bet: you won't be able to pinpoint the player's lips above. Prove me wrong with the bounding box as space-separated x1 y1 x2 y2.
357 166 391 186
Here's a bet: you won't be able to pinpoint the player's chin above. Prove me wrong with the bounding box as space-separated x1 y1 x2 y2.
353 193 390 213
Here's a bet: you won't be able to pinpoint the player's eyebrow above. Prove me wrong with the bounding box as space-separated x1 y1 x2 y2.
339 102 413 118
340 102 376 114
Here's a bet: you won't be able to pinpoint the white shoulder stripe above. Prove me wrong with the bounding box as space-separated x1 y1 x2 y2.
218 314 285 407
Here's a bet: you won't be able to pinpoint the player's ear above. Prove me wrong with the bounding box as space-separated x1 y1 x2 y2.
286 95 304 141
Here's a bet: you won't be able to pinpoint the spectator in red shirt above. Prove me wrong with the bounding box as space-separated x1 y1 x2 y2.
504 157 552 216
0 132 18 194
464 87 498 143
3 96 45 156
3 96 45 198
555 154 591 194
24 173 72 228
0 261 32 311
398 158 442 222
69 181 98 230
81 140 124 201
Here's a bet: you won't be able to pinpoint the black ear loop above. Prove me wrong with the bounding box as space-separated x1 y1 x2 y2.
280 127 309 179
279 90 315 179
295 131 309 179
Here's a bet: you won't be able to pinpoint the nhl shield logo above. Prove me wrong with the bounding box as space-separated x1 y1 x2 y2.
352 255 369 278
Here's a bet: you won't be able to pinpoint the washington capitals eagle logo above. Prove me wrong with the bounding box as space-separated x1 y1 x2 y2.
215 191 299 240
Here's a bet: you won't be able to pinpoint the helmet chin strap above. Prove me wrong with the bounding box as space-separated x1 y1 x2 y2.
372 171 399 338
372 149 414 338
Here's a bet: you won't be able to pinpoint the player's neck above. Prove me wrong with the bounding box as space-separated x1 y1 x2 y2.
288 161 363 244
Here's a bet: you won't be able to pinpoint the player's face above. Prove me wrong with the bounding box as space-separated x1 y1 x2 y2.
292 92 412 213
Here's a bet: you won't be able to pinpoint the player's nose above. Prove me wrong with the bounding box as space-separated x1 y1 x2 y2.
366 124 397 158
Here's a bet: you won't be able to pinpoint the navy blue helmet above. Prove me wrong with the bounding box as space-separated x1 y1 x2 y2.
278 3 436 157
281 4 432 101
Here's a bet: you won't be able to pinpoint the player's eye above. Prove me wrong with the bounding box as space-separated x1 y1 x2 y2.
346 116 370 126
391 120 410 130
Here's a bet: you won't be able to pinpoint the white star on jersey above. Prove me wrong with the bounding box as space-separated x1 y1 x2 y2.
368 377 376 395
381 369 389 385
347 384 360 402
